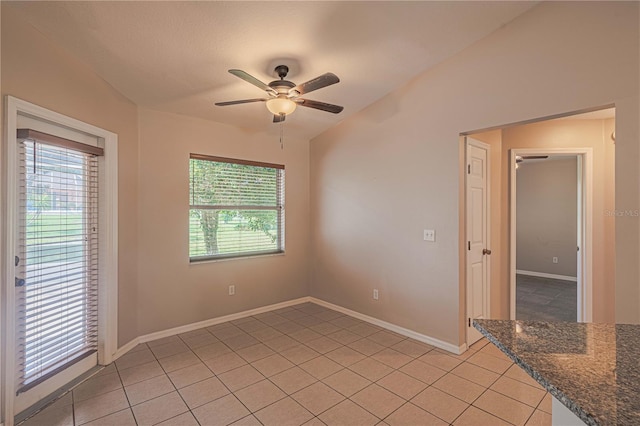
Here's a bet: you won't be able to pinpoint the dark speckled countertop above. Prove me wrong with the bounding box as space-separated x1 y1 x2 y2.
474 319 640 426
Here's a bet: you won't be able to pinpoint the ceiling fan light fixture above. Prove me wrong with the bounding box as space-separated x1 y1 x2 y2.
266 97 297 116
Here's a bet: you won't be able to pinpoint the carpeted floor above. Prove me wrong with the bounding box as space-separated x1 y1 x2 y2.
516 274 577 322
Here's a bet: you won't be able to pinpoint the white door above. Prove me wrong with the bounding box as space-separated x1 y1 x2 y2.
466 138 491 346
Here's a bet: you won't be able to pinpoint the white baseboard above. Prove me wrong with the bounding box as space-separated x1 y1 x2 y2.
112 295 466 361
309 297 465 355
113 337 142 360
516 269 577 282
113 297 312 360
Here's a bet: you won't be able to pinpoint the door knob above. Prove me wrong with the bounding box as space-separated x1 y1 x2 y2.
482 249 492 255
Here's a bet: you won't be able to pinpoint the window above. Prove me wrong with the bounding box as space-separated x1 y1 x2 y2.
189 154 285 261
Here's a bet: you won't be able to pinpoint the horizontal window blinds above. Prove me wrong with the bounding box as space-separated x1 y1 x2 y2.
16 135 99 393
189 154 285 261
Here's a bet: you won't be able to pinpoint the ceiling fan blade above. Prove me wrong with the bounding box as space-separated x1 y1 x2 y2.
273 114 285 123
522 155 549 160
228 69 277 95
292 73 340 96
297 99 344 114
215 98 267 106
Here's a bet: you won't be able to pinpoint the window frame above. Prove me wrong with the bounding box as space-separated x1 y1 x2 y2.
188 153 285 262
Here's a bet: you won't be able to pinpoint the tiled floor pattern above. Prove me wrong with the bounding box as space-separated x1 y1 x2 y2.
22 303 552 426
516 274 577 322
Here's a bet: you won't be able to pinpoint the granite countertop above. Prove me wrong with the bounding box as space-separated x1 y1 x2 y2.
474 319 640 426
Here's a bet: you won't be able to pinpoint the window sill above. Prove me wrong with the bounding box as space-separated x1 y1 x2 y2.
189 251 285 265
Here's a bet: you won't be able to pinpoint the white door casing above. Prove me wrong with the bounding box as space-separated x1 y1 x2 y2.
465 138 491 346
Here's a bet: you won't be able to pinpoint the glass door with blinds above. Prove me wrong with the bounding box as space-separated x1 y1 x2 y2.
14 130 102 412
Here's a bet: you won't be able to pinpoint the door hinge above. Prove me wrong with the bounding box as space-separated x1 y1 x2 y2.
467 164 471 174
468 318 471 327
468 241 471 251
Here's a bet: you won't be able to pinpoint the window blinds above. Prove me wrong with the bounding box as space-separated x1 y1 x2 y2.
189 154 285 261
16 136 100 393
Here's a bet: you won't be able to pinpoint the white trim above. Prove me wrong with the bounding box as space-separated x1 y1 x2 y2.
97 130 118 365
113 296 466 364
510 149 517 320
2 96 19 426
516 270 577 282
309 298 465 355
117 297 312 358
510 148 593 322
112 338 143 361
2 97 118 423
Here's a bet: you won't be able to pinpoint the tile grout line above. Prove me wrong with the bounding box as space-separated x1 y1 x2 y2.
112 361 138 426
34 302 551 426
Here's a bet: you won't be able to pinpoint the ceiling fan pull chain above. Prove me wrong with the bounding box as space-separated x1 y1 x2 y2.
280 119 284 150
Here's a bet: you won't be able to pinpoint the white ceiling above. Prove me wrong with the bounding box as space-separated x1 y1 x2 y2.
8 1 537 140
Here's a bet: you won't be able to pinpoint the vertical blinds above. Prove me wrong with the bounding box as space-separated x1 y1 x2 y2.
16 135 100 393
189 154 285 261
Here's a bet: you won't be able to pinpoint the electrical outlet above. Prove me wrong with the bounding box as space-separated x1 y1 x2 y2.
553 257 558 264
229 285 235 295
423 229 435 242
373 289 379 300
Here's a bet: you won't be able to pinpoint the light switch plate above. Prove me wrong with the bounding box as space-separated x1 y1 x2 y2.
424 229 436 242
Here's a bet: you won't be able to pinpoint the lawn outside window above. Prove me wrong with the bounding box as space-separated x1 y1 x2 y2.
189 154 285 261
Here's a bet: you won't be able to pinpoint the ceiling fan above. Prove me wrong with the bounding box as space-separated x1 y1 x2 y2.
215 65 344 122
515 155 548 163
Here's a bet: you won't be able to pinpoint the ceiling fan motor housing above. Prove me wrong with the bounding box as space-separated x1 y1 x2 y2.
275 65 289 79
270 65 296 96
269 79 295 94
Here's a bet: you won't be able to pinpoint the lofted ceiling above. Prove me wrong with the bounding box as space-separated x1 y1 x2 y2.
7 1 537 140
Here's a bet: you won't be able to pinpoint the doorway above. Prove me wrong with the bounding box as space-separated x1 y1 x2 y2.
462 106 616 347
510 151 590 322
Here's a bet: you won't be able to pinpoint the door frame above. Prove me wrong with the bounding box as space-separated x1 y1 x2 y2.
509 147 593 322
465 137 491 346
2 96 119 424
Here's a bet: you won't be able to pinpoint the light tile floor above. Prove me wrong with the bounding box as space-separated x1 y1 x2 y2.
21 303 552 426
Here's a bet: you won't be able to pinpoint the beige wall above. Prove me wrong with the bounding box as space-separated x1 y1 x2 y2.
1 6 312 345
136 109 311 336
1 6 140 346
516 157 578 277
310 1 638 347
1 1 638 358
